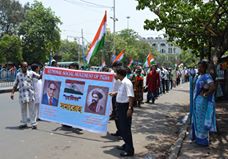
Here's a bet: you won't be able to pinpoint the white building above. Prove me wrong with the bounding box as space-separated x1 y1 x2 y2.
144 37 182 54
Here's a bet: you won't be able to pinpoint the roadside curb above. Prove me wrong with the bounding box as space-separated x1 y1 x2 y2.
168 113 190 159
0 88 12 94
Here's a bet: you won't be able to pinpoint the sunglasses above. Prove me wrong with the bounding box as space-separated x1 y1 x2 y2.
49 87 56 91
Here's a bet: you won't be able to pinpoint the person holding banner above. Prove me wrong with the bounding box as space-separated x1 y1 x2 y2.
10 61 41 129
109 61 122 138
31 64 42 121
115 66 135 157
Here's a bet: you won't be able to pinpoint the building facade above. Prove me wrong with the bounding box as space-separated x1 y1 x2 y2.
144 37 182 54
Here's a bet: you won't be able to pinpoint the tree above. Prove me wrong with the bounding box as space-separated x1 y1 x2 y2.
153 52 179 68
59 40 81 62
179 50 199 68
85 29 153 66
115 29 152 65
0 0 27 37
136 0 228 61
0 34 23 64
19 1 61 64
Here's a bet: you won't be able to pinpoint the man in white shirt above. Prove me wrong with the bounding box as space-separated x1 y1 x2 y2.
31 64 42 121
109 61 122 137
114 66 135 157
11 61 41 129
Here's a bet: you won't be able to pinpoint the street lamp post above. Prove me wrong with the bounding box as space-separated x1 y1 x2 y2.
110 0 118 55
126 16 130 29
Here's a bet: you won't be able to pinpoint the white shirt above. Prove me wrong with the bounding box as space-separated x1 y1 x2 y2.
113 78 122 92
116 77 134 103
161 68 168 80
13 70 40 104
32 79 42 104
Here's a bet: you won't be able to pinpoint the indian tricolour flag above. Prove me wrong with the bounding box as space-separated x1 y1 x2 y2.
144 53 155 67
112 49 125 64
86 11 107 64
128 58 133 67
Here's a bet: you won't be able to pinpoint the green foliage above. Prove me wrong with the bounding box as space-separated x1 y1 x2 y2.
155 53 179 68
19 1 61 64
59 40 81 62
89 29 153 66
136 0 228 60
179 50 199 68
0 34 23 64
0 0 27 37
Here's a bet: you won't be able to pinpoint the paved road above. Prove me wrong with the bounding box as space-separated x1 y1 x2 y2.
0 83 190 159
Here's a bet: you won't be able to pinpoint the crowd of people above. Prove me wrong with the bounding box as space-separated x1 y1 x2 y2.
9 59 219 157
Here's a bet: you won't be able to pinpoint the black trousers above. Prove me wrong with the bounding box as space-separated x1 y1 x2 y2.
116 102 134 153
112 96 120 135
165 80 169 92
162 79 166 93
147 90 156 103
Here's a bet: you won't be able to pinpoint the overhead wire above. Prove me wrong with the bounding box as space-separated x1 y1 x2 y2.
63 0 112 8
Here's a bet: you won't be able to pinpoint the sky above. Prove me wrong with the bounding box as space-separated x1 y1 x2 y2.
18 0 164 44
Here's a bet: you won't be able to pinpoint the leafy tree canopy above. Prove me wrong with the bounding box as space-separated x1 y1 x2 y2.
0 34 23 64
0 0 27 37
59 40 81 62
19 1 61 64
88 29 153 66
136 0 228 61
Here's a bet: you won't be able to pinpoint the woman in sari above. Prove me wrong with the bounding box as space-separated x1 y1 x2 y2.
133 69 144 107
192 61 217 146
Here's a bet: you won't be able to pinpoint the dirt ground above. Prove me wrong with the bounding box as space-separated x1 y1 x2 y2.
178 100 228 159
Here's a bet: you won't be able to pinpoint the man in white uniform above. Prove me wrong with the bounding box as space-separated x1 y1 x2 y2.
115 66 135 157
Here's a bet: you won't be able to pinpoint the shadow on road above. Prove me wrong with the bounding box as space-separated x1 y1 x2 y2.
131 101 188 158
178 100 228 159
5 126 29 130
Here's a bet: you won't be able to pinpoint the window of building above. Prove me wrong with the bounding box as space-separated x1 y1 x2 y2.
168 48 172 54
173 48 176 54
160 43 166 47
160 49 166 53
152 43 157 47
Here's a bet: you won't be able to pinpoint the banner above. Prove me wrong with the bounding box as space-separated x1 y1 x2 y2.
40 67 114 134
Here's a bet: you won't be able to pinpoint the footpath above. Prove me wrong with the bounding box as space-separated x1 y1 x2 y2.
126 83 190 158
0 82 13 93
178 100 228 159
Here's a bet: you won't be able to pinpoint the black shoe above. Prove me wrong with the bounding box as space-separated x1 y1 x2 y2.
62 124 72 128
116 145 125 150
18 124 28 129
32 125 37 129
145 101 150 103
75 128 82 131
110 133 120 137
109 116 115 120
120 151 134 157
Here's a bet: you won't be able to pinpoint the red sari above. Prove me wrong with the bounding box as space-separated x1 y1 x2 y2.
146 70 160 92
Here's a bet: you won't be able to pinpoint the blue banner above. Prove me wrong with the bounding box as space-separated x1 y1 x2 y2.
40 67 114 134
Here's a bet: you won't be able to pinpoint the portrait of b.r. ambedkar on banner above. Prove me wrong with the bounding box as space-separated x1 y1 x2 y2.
85 86 109 115
42 80 61 107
